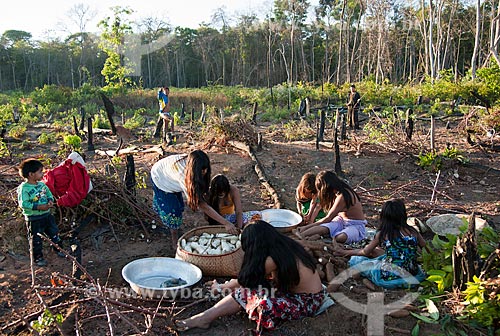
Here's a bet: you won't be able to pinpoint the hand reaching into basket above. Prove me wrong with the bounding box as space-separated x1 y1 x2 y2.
206 279 240 295
224 223 240 235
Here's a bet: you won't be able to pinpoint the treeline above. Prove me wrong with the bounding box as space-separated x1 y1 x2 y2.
1 0 500 92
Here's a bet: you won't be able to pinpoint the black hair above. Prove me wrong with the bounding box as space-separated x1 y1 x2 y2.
378 199 418 243
315 170 360 211
19 158 43 179
207 174 231 225
238 220 317 292
185 150 211 211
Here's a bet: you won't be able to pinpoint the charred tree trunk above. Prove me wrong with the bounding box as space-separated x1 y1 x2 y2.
200 103 206 123
13 106 20 123
318 109 326 142
190 108 195 129
124 154 136 196
99 92 117 135
405 108 414 140
340 113 347 141
257 132 263 151
180 102 185 119
252 102 258 124
316 119 320 150
334 128 342 174
69 237 82 280
73 115 80 137
79 107 85 130
452 213 479 290
430 115 436 153
87 117 94 151
153 117 163 138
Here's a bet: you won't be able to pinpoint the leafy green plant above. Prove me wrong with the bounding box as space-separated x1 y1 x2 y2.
38 133 56 145
123 109 146 129
62 134 81 152
417 152 442 171
8 125 26 139
463 276 500 332
30 309 63 334
417 147 469 172
0 140 10 158
92 113 110 129
442 147 469 164
421 234 456 293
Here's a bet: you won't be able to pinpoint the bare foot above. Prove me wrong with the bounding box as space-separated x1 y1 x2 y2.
176 315 211 331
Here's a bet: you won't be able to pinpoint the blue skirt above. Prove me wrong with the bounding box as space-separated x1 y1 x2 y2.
152 180 184 230
349 255 426 289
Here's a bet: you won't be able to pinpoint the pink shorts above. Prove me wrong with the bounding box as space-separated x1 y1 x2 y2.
320 216 367 243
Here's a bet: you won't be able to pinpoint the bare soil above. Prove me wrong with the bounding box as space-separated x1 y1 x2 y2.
0 116 499 336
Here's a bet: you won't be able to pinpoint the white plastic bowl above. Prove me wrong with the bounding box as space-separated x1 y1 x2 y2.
261 209 303 232
122 257 202 298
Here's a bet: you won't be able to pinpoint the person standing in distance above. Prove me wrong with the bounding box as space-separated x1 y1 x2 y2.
346 84 361 130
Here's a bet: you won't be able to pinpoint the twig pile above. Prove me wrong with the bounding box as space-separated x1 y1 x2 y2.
1 235 198 335
202 116 259 148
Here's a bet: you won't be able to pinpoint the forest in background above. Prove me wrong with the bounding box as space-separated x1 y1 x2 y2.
2 0 500 92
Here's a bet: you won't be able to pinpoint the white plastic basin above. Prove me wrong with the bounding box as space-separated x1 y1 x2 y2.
122 257 202 298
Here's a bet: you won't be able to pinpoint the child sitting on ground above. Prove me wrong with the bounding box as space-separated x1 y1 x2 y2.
17 158 65 267
296 172 326 225
297 170 367 244
176 220 326 333
207 174 261 229
335 199 426 289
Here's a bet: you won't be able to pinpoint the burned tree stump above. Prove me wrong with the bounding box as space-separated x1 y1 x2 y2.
79 107 86 130
124 154 136 196
190 108 195 129
87 117 95 151
153 117 163 138
73 115 80 137
334 128 342 175
405 108 414 140
318 109 326 142
430 115 436 153
13 106 20 123
452 213 479 290
340 113 347 141
181 102 185 119
99 92 117 135
252 102 258 124
315 119 320 150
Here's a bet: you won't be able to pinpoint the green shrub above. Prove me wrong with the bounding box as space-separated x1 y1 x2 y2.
38 133 56 145
123 108 146 129
92 113 111 129
8 125 26 138
63 134 81 151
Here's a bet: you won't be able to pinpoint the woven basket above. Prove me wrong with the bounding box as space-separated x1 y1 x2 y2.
175 226 244 277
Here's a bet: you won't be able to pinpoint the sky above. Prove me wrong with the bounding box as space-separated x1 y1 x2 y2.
1 0 318 41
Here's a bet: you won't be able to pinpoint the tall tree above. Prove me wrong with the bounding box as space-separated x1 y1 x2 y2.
98 6 134 90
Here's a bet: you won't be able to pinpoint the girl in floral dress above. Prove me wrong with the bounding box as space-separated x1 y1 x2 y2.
336 199 426 289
